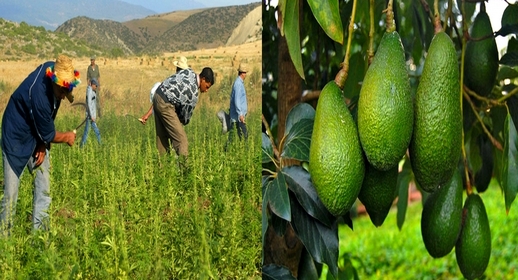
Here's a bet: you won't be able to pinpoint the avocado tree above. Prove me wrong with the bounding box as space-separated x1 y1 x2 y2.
262 0 518 278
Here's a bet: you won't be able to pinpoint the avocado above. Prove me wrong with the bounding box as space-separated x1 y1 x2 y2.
421 167 463 258
309 81 365 216
358 162 398 227
456 194 491 280
464 4 499 97
410 31 462 193
357 31 413 171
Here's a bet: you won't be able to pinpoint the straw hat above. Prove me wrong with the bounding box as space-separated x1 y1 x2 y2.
238 63 248 73
46 54 81 103
173 56 189 70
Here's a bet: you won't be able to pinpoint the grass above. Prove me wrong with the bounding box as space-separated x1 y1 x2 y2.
0 95 261 278
331 179 518 279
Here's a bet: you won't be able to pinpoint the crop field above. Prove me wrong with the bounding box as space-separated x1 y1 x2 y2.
0 44 262 278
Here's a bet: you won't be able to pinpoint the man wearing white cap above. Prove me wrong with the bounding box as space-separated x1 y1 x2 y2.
226 62 249 149
1 54 79 235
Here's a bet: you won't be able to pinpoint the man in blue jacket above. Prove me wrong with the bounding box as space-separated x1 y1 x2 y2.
1 54 79 236
226 63 249 150
80 78 102 147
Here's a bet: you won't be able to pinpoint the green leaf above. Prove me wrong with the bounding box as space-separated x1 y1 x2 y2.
290 193 339 278
497 66 518 81
262 133 274 164
500 50 518 67
502 114 518 212
262 264 297 280
281 119 314 162
508 37 518 52
267 172 291 221
283 0 305 80
396 158 412 230
298 248 321 280
285 103 316 135
307 0 344 44
496 24 518 37
283 166 335 227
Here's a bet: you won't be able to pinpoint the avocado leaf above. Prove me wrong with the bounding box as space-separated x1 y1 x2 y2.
262 264 297 280
262 133 274 164
281 0 305 80
266 171 291 222
307 0 344 44
283 166 335 227
290 192 339 278
502 113 518 213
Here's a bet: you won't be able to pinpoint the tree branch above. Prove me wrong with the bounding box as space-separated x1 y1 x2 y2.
463 90 504 151
335 0 358 88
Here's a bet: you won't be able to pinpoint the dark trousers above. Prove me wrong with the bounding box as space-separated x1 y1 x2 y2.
230 121 248 140
225 121 248 151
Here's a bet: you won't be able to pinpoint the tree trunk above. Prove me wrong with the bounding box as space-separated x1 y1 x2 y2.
261 3 305 276
276 34 302 140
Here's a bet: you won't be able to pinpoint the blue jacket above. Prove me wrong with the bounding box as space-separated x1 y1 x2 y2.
229 76 247 123
1 61 60 176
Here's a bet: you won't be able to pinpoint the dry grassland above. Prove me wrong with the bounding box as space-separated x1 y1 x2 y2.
0 41 261 122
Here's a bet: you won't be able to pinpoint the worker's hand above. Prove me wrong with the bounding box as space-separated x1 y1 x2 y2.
33 142 46 168
67 131 76 146
139 117 147 125
239 115 246 124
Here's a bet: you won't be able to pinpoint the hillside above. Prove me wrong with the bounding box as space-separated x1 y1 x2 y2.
146 3 261 52
55 2 261 55
123 9 207 43
56 17 145 55
0 18 103 61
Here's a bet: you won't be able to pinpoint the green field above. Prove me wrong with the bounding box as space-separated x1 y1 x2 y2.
0 106 262 279
331 180 518 279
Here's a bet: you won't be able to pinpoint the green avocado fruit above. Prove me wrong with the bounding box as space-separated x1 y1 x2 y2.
464 6 499 97
309 81 365 217
410 31 462 193
421 167 463 258
358 31 413 171
456 194 491 280
358 162 398 227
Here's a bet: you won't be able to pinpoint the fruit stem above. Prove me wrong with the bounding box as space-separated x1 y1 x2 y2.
443 0 453 32
463 91 504 151
433 0 442 33
367 0 375 65
464 84 500 107
498 86 518 103
384 0 395 33
335 0 358 88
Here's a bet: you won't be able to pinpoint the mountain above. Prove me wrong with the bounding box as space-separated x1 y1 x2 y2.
0 0 156 31
56 2 261 55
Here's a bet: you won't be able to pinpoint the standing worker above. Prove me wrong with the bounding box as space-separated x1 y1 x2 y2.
152 66 214 160
80 78 102 147
87 55 101 117
226 63 249 149
0 54 79 235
